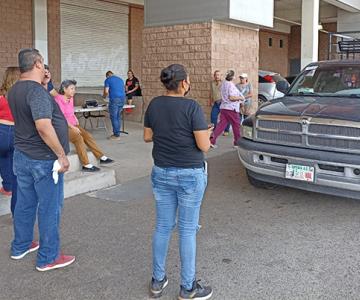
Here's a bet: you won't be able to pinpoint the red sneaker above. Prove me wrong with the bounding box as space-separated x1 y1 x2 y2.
0 187 11 196
11 241 39 260
36 254 75 272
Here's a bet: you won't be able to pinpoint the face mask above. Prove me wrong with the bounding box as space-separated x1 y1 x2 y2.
184 81 191 96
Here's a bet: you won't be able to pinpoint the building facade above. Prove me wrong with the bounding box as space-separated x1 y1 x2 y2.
1 0 360 116
0 0 144 89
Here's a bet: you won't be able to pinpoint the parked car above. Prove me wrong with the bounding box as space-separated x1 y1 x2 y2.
238 60 360 200
258 70 289 106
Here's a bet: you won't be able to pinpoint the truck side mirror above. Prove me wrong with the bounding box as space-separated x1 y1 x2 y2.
276 80 290 94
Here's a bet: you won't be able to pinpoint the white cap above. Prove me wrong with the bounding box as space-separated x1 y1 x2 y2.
239 73 248 78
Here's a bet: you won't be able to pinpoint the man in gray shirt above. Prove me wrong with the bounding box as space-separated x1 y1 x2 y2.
8 48 75 271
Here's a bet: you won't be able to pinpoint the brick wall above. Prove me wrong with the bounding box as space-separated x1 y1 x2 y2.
319 22 337 61
0 0 61 85
289 25 301 61
289 23 337 67
259 30 289 76
142 21 260 117
47 0 61 87
0 0 33 80
212 22 259 113
129 6 144 81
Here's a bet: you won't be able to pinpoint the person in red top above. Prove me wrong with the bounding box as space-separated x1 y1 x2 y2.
0 66 20 215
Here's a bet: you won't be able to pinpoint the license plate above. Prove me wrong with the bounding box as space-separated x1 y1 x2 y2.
285 164 314 182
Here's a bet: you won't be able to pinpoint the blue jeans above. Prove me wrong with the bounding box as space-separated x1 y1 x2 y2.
11 149 64 267
108 97 125 136
211 101 230 133
151 164 207 289
0 124 17 215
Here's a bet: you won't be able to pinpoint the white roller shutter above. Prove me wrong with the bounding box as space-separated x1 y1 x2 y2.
60 0 129 87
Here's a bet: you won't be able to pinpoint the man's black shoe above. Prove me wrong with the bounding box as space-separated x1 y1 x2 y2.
178 280 213 300
82 165 100 172
100 158 114 164
149 276 169 298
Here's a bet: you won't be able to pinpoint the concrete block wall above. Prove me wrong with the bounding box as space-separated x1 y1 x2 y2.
0 0 33 80
142 21 260 116
211 22 259 114
142 22 212 114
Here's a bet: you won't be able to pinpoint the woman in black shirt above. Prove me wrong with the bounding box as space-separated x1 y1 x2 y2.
125 69 141 105
144 64 213 300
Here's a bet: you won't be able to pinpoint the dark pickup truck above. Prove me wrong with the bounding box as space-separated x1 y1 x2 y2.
237 60 360 200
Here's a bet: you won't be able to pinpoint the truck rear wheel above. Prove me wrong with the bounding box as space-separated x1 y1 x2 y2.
246 170 278 189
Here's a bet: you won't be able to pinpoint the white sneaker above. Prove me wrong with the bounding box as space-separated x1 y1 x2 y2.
210 144 218 149
11 241 39 260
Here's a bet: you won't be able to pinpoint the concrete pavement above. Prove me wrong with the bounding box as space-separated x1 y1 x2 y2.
1 121 360 299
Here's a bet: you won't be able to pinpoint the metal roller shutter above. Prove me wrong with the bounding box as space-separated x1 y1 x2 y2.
60 0 129 87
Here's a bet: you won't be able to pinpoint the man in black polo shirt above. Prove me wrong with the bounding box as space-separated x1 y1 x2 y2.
8 48 75 271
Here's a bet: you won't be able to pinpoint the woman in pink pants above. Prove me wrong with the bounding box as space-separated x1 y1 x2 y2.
210 70 244 148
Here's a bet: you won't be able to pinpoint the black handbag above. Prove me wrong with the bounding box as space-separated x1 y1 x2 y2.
83 99 98 108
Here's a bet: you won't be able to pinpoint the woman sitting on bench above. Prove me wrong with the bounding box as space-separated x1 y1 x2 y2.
55 80 114 172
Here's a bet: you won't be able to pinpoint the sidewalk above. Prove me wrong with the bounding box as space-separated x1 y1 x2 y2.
83 120 235 184
0 121 236 300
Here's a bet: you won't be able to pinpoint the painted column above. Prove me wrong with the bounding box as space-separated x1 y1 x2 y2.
301 0 320 69
33 0 48 63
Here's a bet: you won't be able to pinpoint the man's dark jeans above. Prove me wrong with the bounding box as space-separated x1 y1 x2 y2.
0 123 17 214
11 149 64 267
109 97 125 136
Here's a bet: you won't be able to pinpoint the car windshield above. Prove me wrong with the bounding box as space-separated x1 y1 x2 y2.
288 65 360 97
